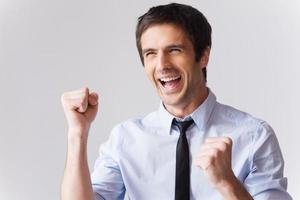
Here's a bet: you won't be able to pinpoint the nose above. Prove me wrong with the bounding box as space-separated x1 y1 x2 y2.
156 51 171 70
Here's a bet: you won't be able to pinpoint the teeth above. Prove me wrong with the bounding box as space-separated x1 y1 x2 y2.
160 75 181 82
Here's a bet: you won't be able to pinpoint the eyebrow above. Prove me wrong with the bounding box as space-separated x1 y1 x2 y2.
142 44 186 55
166 44 185 49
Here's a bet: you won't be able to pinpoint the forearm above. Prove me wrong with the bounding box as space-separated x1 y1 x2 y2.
61 131 94 200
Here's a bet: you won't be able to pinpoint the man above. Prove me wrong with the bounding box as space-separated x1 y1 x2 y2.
61 3 292 200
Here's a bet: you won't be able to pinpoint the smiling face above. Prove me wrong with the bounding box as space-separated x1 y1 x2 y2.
141 23 210 117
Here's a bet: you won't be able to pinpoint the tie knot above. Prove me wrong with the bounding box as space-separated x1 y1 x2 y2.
172 119 194 133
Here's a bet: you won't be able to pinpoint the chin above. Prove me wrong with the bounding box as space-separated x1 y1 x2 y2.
160 94 184 107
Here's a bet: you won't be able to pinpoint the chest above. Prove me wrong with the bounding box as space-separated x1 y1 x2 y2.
118 128 251 199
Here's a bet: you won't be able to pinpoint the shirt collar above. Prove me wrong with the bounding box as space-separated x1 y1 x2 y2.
157 88 217 135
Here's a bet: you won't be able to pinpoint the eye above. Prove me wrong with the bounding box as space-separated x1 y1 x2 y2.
169 48 182 53
144 51 156 57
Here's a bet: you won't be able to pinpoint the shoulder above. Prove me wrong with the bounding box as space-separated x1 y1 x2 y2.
213 102 270 130
110 110 159 137
212 102 282 160
211 102 278 146
117 110 160 130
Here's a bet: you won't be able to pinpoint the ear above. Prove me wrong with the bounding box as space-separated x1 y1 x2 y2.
200 47 211 69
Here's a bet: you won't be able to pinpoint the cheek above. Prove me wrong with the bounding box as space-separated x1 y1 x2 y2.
184 65 201 84
144 66 156 83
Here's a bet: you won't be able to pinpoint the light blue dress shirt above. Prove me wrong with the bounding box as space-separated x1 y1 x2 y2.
91 90 292 200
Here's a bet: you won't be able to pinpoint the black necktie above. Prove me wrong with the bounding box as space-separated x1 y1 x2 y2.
173 119 194 200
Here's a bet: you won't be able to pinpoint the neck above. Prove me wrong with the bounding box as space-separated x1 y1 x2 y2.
164 87 209 119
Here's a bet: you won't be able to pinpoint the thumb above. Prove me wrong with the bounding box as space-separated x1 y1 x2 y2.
84 93 99 122
88 92 98 106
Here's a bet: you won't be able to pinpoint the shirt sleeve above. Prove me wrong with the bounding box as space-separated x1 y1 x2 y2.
244 121 293 200
91 125 125 200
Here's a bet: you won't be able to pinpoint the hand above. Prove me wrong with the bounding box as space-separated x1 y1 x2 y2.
61 87 99 140
195 137 235 190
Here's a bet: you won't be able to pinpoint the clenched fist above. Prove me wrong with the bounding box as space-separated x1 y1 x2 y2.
61 87 99 140
195 137 236 190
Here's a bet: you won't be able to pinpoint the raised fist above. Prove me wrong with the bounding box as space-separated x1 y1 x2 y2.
61 87 98 139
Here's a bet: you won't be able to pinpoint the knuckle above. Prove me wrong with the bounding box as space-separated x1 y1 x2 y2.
61 93 66 101
206 157 213 166
82 87 89 93
219 143 227 151
61 93 69 104
212 149 219 157
224 137 232 145
205 137 212 143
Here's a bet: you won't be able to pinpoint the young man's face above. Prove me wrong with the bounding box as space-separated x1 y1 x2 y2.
141 23 208 109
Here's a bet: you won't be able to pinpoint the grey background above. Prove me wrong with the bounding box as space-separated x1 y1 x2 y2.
1 0 299 199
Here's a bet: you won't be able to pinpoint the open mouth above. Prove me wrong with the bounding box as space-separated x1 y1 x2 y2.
158 75 182 90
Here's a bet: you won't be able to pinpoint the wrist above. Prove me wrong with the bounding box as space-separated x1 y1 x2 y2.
216 175 253 200
217 178 238 198
67 129 89 150
66 137 88 161
68 128 89 140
